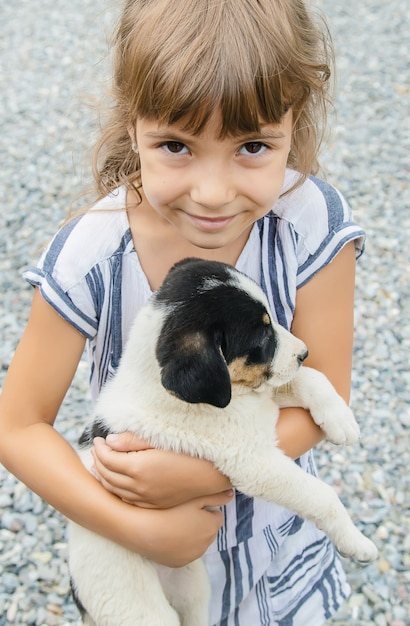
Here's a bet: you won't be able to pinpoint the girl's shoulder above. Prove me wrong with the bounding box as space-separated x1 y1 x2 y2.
271 170 354 255
261 170 365 294
38 187 133 292
23 187 139 340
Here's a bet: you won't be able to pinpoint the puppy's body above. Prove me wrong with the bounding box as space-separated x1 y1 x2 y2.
69 258 377 626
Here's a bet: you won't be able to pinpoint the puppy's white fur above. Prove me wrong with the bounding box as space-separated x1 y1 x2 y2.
69 261 377 626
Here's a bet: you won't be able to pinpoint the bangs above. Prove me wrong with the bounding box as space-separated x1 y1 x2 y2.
143 73 292 139
118 0 307 136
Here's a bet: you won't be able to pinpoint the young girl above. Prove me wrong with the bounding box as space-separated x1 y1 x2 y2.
0 0 365 624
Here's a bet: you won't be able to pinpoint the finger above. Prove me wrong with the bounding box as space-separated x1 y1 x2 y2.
91 444 132 484
95 474 146 505
92 437 138 474
104 432 153 452
201 489 235 510
91 443 165 506
90 453 148 503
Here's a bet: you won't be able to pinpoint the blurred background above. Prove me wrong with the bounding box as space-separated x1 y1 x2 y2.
0 1 409 624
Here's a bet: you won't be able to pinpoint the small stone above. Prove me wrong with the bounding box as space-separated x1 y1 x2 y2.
376 525 389 540
1 573 19 593
392 604 409 621
1 510 23 532
6 600 18 623
378 559 392 573
348 593 366 608
46 603 64 615
362 585 382 605
31 550 53 564
0 494 13 508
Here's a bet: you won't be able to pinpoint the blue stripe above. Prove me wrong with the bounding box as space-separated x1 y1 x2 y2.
24 267 97 338
86 265 105 320
235 491 254 543
259 214 288 328
109 255 123 370
231 546 243 623
319 546 345 618
216 506 228 552
220 549 232 623
122 227 134 249
276 233 294 319
268 536 328 595
309 175 346 232
217 507 228 552
95 231 132 387
276 544 342 624
109 229 134 371
244 540 254 592
297 227 365 288
98 274 113 388
263 525 279 556
42 215 83 274
255 575 270 624
320 574 332 619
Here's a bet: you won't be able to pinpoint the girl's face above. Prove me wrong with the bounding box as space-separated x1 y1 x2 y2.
134 110 292 250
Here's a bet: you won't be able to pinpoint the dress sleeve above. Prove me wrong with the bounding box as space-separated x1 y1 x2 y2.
23 218 99 339
294 176 365 288
259 173 365 329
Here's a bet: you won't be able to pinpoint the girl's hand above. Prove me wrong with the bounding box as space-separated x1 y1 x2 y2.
91 433 233 508
136 490 233 567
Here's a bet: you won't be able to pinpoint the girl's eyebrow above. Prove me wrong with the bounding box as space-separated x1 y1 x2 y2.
241 129 286 141
144 131 189 141
144 128 286 142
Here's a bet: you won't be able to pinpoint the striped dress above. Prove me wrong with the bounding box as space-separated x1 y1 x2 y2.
24 169 365 625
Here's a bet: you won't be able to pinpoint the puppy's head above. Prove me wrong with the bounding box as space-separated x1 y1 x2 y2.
154 258 307 408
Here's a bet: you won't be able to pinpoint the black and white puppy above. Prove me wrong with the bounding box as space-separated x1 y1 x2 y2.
69 258 378 626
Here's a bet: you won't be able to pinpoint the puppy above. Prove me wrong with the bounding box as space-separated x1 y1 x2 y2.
69 257 378 626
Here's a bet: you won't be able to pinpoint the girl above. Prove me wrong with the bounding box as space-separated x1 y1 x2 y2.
0 0 365 624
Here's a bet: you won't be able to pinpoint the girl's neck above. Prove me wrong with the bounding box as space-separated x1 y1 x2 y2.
126 188 253 292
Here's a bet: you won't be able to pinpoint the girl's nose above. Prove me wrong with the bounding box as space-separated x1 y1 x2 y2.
190 164 236 209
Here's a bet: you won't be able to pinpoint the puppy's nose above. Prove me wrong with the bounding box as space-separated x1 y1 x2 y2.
297 349 309 365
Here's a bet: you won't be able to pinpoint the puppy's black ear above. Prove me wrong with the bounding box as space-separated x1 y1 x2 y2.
157 330 231 408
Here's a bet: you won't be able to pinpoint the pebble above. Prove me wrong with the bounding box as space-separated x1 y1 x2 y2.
1 0 410 624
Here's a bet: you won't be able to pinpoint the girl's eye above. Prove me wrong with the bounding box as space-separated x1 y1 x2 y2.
240 142 267 155
163 141 188 154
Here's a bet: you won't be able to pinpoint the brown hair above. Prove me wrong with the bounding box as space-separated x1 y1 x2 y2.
93 0 334 199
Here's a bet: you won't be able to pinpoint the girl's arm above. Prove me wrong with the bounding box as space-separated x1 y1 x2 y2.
276 240 357 458
0 289 232 566
93 242 357 505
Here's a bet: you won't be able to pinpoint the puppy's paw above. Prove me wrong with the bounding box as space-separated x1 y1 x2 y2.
312 402 360 445
336 531 378 563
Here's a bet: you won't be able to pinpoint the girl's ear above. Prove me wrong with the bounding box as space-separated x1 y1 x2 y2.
157 330 232 408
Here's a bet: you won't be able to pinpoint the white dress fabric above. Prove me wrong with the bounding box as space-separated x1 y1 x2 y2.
24 169 365 625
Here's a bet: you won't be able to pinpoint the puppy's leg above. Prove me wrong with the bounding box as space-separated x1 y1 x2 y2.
69 524 181 626
157 559 210 626
275 366 361 445
230 449 378 562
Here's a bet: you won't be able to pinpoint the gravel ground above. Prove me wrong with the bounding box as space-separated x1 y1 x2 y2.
0 1 409 624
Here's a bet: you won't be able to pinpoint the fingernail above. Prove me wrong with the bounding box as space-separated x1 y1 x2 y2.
106 434 118 443
225 489 234 497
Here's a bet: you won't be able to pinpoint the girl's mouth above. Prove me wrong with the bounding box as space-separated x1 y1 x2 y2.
186 214 235 231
